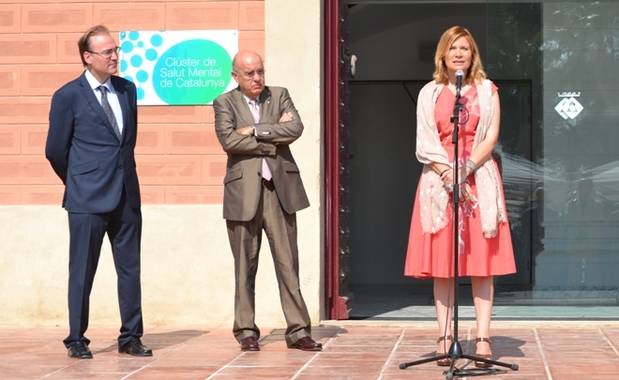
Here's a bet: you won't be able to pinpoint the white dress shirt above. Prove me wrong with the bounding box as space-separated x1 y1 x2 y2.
85 70 124 134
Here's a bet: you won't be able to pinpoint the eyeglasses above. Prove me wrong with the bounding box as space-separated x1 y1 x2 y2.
236 69 265 78
88 46 120 59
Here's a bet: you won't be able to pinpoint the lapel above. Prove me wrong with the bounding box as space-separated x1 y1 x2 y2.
78 73 122 143
258 87 272 122
232 88 257 125
232 86 272 125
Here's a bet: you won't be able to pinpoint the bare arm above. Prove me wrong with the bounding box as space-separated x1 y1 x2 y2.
469 91 501 167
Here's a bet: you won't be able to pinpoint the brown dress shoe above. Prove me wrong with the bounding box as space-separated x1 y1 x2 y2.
240 336 260 351
288 336 322 351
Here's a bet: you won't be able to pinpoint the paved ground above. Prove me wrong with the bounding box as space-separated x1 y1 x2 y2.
1 321 618 379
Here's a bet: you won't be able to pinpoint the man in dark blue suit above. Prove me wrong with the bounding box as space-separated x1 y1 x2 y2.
45 25 151 359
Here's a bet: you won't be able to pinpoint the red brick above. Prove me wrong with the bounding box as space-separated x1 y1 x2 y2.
94 3 165 31
136 155 202 185
166 2 238 29
0 125 20 154
21 184 64 204
56 33 82 64
164 125 224 155
136 125 165 155
239 1 263 30
0 155 60 185
20 125 47 155
0 97 50 124
139 185 165 204
0 5 20 33
57 32 119 66
165 185 223 204
203 105 215 124
139 105 204 124
0 65 19 95
201 154 227 185
0 34 56 64
239 30 264 58
21 64 83 96
0 185 21 204
21 4 92 33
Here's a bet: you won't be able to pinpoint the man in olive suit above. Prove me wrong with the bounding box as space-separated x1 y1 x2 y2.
213 51 322 352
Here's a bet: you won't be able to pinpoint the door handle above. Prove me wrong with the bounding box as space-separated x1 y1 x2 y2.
350 54 358 77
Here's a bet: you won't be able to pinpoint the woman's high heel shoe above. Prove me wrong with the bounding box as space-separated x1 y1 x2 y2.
436 335 453 367
474 337 493 368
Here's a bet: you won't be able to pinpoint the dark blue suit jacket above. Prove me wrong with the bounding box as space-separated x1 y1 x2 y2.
46 72 141 214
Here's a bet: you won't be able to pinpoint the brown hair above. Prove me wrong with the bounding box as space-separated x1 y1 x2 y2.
77 25 111 66
432 26 486 85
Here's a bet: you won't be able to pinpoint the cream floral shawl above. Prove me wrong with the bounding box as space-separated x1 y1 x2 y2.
415 79 507 237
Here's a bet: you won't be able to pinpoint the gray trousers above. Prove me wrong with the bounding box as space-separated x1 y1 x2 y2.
226 180 311 346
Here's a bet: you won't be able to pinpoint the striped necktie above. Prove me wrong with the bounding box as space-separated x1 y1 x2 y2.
98 86 122 139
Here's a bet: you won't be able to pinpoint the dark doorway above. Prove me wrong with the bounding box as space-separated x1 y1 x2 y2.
341 1 542 318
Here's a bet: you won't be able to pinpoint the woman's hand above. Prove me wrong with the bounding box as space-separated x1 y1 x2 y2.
465 159 478 179
460 182 478 211
440 168 454 192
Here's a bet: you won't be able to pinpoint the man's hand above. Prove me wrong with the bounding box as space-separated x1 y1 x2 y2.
279 112 293 122
236 126 254 136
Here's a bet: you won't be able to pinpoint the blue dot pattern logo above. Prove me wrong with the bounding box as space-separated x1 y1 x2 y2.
119 30 237 105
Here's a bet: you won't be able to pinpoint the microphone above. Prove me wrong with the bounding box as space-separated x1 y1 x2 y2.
455 69 464 93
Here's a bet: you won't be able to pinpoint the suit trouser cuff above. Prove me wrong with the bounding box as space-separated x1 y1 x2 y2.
235 329 260 342
285 328 311 346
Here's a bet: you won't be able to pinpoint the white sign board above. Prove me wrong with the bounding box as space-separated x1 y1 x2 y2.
119 30 238 105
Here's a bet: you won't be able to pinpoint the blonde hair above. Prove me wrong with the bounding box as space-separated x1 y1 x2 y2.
432 26 486 85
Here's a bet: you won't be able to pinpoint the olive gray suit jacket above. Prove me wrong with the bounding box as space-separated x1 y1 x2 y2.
213 86 310 221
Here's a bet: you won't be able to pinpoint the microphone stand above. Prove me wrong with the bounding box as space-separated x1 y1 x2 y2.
400 82 519 379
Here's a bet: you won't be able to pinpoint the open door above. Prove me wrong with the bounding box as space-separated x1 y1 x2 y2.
326 0 541 319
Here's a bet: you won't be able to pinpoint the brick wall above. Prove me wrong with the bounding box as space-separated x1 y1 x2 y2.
0 0 264 204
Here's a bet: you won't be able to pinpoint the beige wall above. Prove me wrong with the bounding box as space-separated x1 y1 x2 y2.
266 0 324 321
0 0 324 328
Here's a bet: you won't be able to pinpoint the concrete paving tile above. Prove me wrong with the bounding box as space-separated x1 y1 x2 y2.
0 324 617 379
301 365 383 377
211 365 298 379
324 344 394 353
129 366 219 379
295 375 378 380
382 367 448 380
228 351 315 366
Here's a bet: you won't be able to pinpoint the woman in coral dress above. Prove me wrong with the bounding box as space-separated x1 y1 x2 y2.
404 26 516 367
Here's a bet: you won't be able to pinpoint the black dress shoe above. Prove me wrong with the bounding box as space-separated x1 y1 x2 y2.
118 339 153 357
67 342 93 359
288 336 322 351
239 336 260 351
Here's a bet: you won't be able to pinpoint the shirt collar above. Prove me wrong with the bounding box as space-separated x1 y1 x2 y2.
85 70 114 93
242 94 259 106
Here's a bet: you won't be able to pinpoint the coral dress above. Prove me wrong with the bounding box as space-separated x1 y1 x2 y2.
404 85 516 278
